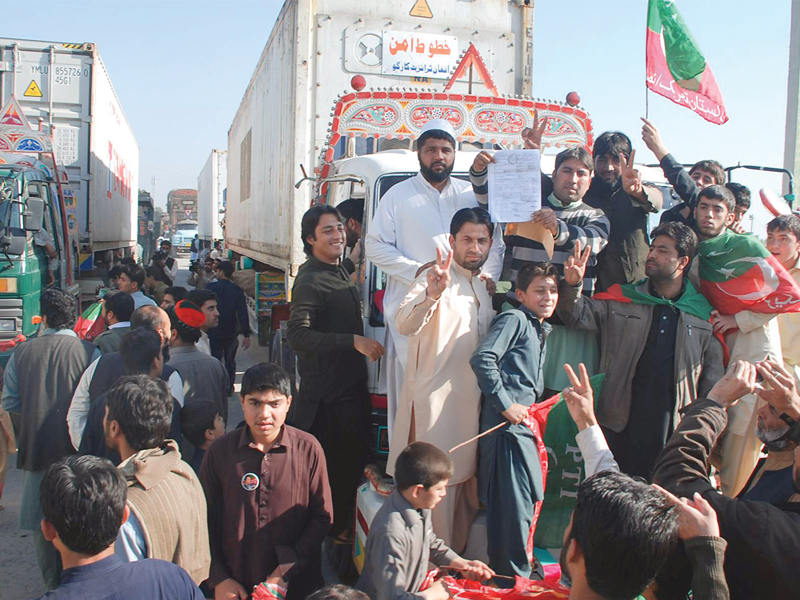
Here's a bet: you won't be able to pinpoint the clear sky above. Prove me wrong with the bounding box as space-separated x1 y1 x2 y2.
12 0 795 235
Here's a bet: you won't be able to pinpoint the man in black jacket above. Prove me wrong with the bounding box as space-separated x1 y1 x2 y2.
206 261 249 393
653 360 800 600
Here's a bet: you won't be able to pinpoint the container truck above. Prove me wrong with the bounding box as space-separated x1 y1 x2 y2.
197 149 226 242
0 38 139 286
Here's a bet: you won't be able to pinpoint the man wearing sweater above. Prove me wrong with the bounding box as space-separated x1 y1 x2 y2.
104 374 210 585
94 291 134 355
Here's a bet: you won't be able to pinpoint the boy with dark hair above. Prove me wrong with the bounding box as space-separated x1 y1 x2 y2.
200 362 333 600
726 181 751 227
470 262 558 582
767 214 800 375
95 291 134 354
35 455 204 599
161 285 187 309
356 442 493 600
207 261 250 391
337 198 366 274
118 265 157 309
180 399 225 474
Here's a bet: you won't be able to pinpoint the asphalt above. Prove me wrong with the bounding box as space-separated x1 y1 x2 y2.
0 258 278 599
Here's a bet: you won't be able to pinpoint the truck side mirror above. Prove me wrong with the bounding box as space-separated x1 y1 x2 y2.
23 196 44 232
0 227 27 255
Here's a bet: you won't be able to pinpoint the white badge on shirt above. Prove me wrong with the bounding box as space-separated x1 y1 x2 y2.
241 472 260 492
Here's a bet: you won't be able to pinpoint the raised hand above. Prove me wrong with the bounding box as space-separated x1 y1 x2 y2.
563 362 596 431
563 239 591 286
426 247 453 301
640 118 669 161
756 360 800 420
472 150 496 174
531 208 559 236
707 360 758 408
521 110 547 150
619 150 644 199
653 485 721 540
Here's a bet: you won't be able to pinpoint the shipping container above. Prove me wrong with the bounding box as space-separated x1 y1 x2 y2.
197 149 226 241
226 0 535 275
0 38 139 256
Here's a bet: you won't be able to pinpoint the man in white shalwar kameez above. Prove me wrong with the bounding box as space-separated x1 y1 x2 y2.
387 207 497 552
365 120 504 437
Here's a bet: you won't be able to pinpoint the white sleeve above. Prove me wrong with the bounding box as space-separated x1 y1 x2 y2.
364 194 424 287
67 358 100 450
115 510 147 562
168 371 185 407
575 425 620 478
482 221 505 282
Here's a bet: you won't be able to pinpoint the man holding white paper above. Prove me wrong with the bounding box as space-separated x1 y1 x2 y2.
365 120 504 435
471 145 610 393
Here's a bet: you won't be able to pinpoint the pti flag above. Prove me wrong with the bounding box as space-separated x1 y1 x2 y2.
646 0 728 124
698 229 800 315
73 301 105 342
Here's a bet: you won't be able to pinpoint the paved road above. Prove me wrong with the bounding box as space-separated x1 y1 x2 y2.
0 258 273 598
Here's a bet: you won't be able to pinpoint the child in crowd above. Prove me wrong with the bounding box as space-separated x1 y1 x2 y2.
470 262 559 582
180 399 226 474
356 442 493 600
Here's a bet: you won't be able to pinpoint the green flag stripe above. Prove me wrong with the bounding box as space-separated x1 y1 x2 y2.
649 0 707 82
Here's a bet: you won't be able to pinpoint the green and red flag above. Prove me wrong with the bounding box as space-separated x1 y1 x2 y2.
698 229 800 315
594 278 714 320
73 301 105 341
646 0 728 124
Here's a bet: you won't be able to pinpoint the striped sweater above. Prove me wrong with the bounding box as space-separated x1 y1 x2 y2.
470 167 610 298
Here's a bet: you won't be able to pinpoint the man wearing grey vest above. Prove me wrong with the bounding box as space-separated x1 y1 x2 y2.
1 288 95 590
104 374 210 584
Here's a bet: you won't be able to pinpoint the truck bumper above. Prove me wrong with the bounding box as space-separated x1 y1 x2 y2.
0 334 26 368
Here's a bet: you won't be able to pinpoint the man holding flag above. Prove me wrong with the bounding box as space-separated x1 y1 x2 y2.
557 222 724 481
690 185 799 496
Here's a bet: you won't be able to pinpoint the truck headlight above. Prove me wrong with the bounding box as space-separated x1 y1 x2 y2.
0 318 16 332
0 278 18 293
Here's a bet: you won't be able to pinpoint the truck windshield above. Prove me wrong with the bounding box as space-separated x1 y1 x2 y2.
0 172 20 226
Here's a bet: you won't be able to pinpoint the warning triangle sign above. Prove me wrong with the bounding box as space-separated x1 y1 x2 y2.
24 80 43 98
409 0 433 18
0 96 31 129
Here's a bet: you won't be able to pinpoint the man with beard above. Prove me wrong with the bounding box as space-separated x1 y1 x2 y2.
365 120 504 437
558 222 724 480
387 208 496 551
336 197 365 276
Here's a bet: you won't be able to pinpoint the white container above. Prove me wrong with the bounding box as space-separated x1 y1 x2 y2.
225 0 534 275
197 149 226 241
0 38 139 253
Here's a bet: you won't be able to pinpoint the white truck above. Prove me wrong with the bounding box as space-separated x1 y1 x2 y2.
197 149 226 242
0 38 139 281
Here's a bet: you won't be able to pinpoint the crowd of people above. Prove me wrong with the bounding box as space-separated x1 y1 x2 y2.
1 115 800 600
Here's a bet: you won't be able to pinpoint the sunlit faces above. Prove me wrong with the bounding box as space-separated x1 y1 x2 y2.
593 152 622 184
552 158 592 204
410 478 449 511
766 227 800 271
241 388 291 444
449 222 492 272
645 235 689 281
307 213 346 263
755 402 792 451
198 299 219 330
117 272 135 294
694 197 734 239
689 168 718 190
418 138 455 184
516 275 558 320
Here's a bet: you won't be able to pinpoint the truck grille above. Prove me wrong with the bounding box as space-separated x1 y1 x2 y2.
0 298 23 339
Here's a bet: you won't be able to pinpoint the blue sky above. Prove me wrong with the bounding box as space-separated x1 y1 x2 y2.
14 0 796 234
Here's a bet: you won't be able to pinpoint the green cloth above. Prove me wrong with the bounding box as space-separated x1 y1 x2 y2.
542 325 599 392
594 278 713 321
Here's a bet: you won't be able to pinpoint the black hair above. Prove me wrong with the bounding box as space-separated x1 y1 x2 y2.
186 289 217 309
555 147 594 173
180 399 222 447
301 205 343 256
40 455 127 556
394 441 454 491
697 184 736 213
145 265 164 282
417 128 456 151
216 260 235 278
768 214 800 239
689 160 725 186
516 262 559 293
569 471 678 600
164 286 187 303
337 198 365 224
592 131 632 161
204 256 215 264
106 375 173 452
120 256 137 268
240 362 292 399
725 182 751 210
450 207 493 239
306 585 370 600
160 240 172 249
108 266 123 281
103 290 134 322
650 222 698 261
167 304 202 344
40 287 77 330
120 264 146 290
120 329 162 375
131 305 167 332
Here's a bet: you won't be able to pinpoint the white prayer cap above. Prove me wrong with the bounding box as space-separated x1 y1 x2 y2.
420 118 456 140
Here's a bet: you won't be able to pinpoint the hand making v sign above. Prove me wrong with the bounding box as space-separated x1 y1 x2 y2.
426 247 453 301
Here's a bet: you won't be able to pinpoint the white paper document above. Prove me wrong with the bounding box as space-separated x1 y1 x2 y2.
487 149 542 223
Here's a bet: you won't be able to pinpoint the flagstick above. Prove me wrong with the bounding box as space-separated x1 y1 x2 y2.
448 422 508 453
645 86 650 120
